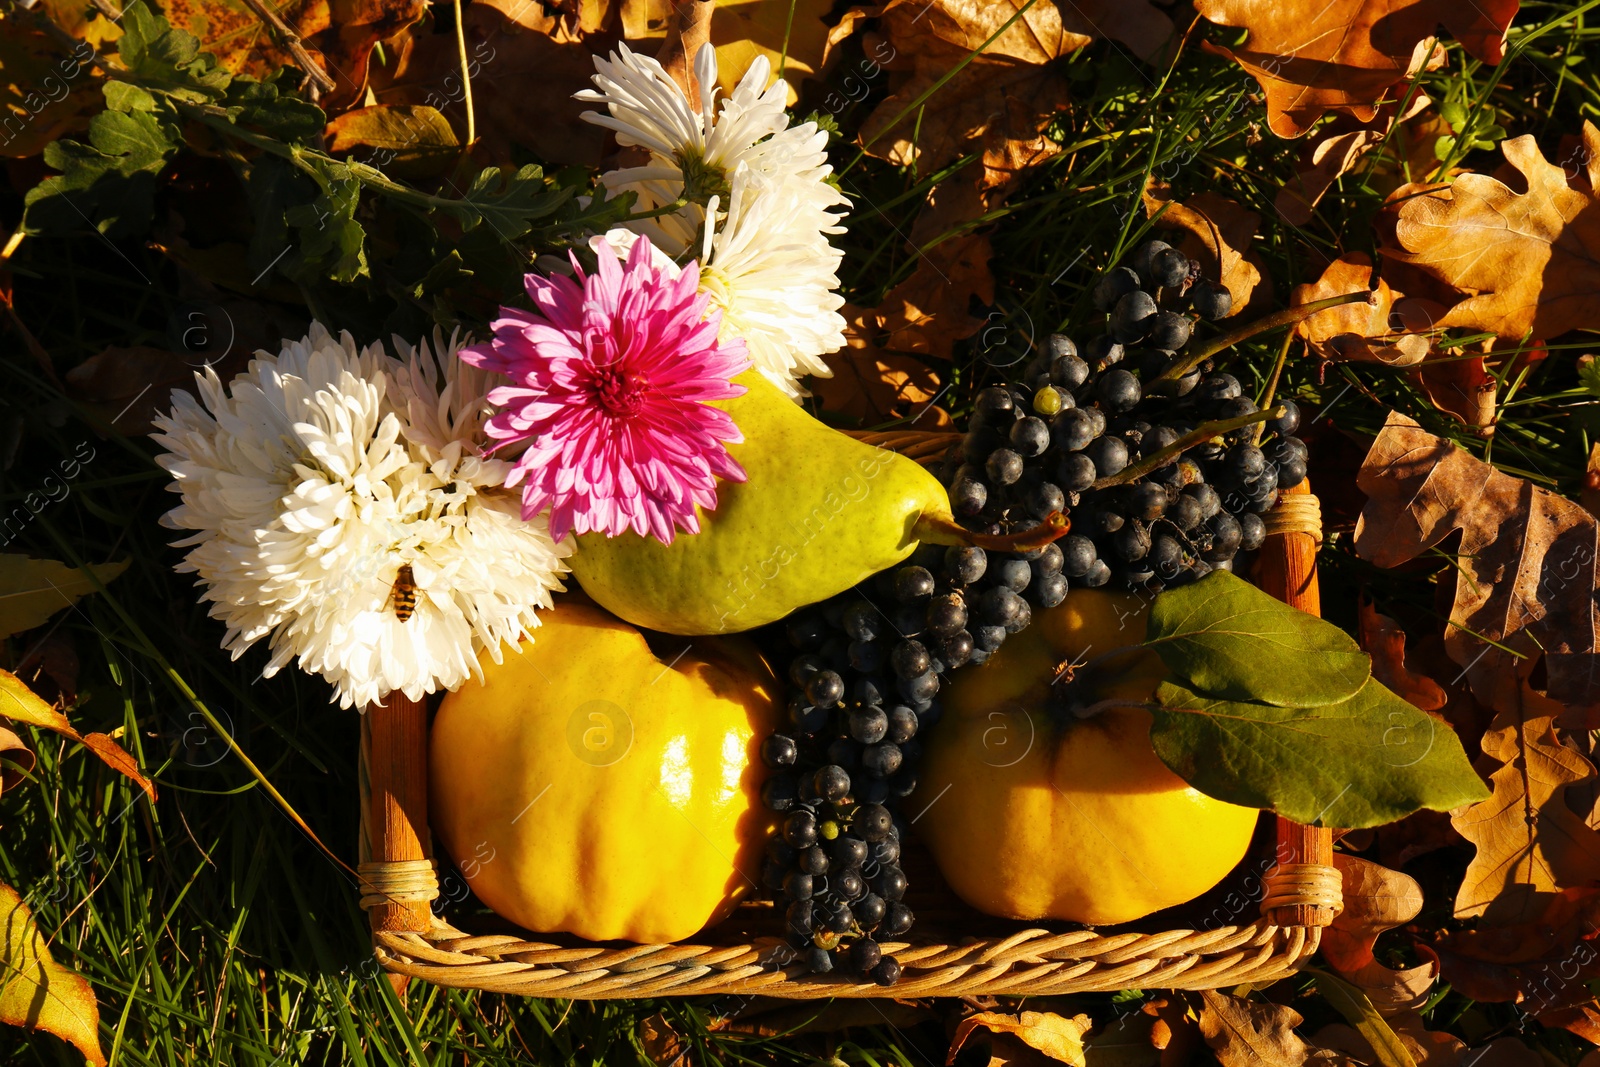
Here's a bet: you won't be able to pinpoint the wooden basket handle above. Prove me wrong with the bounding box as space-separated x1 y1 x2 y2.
1253 479 1338 928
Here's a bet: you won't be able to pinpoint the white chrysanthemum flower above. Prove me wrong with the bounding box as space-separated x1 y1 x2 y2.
152 324 570 709
697 169 846 386
577 42 849 398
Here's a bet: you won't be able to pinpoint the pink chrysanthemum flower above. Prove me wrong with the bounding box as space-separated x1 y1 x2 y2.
462 236 751 545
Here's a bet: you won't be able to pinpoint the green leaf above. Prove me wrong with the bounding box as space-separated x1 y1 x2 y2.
0 555 128 638
0 883 105 1066
450 164 574 241
1308 970 1418 1067
1145 570 1370 707
115 0 230 100
226 76 326 142
1149 677 1490 828
23 107 179 236
286 161 367 284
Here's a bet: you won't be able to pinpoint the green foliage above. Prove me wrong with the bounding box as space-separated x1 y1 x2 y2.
1150 677 1489 828
1145 571 1371 706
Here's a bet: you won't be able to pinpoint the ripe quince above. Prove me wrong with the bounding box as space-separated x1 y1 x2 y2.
429 600 777 943
914 589 1259 925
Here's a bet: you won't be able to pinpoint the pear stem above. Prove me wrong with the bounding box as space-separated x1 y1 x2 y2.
1154 291 1373 383
915 510 1071 551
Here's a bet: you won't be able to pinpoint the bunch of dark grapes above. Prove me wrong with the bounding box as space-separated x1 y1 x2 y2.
947 238 1309 593
758 539 1020 984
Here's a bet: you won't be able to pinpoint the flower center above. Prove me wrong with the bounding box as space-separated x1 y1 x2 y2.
592 364 646 417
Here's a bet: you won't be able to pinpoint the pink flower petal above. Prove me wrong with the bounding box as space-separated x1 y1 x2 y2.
459 235 750 544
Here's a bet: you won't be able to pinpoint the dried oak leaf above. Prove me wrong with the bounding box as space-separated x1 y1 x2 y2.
1196 991 1357 1067
875 230 995 362
947 1010 1093 1067
1357 595 1447 714
1315 1013 1540 1067
1292 255 1499 430
1274 89 1433 225
1142 184 1269 317
0 18 103 159
1382 121 1600 343
1292 253 1429 366
368 0 614 165
619 0 834 104
1450 668 1600 924
813 305 948 428
1322 854 1437 1013
154 0 427 112
841 1 1171 227
0 882 105 1066
1423 886 1600 1008
1354 412 1600 710
1540 1000 1600 1045
1193 0 1517 138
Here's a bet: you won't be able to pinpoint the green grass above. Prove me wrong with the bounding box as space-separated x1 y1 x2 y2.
4 1 1600 1063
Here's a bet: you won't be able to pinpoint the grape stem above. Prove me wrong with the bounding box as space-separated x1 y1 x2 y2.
1089 407 1283 491
915 510 1071 551
1153 291 1374 383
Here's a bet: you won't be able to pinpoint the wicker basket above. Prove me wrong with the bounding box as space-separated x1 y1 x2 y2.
355 432 1342 998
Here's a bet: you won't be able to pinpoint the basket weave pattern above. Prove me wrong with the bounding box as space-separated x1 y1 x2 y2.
358 430 1343 998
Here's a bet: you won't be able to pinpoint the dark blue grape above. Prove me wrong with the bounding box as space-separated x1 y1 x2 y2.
1092 267 1142 311
763 734 798 768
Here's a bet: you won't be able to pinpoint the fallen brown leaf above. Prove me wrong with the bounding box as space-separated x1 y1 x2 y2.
1410 349 1496 434
1316 1012 1540 1066
1382 121 1600 343
1142 184 1270 317
1193 0 1517 138
948 1010 1093 1067
1141 995 1201 1067
1585 437 1600 519
1322 854 1437 1013
154 0 427 112
325 103 459 179
1196 991 1357 1067
1423 886 1600 1011
1451 668 1600 924
0 18 102 159
369 0 615 165
0 882 104 1065
1273 90 1433 225
1354 412 1600 710
1358 596 1447 714
874 230 995 362
621 0 834 104
0 727 33 798
0 669 156 804
67 345 220 436
841 0 1172 235
1539 1000 1600 1045
0 557 128 642
1292 254 1429 366
813 305 948 428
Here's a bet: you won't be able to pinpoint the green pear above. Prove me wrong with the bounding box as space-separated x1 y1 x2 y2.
567 371 977 635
